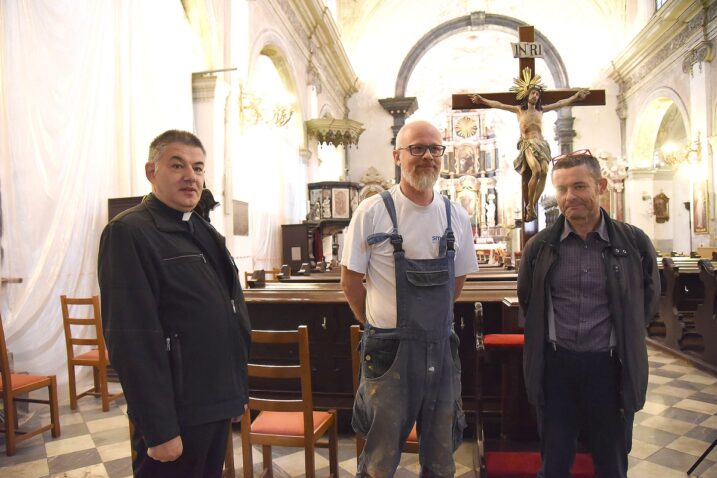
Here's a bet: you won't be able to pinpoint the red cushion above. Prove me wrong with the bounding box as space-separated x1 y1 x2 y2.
486 451 594 478
0 373 51 392
484 334 525 348
251 411 333 436
407 424 418 443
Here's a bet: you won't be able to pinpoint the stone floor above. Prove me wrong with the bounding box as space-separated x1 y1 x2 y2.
2 344 717 477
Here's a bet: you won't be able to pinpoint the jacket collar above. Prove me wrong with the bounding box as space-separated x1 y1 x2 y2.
143 193 193 234
548 208 616 247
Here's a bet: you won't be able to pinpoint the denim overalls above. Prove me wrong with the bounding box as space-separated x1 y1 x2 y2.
352 191 466 477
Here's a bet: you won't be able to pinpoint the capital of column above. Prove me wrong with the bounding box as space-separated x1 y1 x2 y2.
192 75 218 103
682 40 715 76
378 97 418 145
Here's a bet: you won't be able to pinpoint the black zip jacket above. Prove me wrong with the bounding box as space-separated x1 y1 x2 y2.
518 210 659 413
98 194 251 447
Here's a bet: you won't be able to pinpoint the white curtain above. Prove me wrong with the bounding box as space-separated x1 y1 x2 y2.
0 0 196 388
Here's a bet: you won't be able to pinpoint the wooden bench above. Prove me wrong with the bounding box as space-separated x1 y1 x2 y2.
658 257 704 354
694 260 717 368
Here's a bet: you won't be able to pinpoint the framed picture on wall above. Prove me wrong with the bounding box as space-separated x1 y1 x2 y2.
331 188 350 219
693 181 709 235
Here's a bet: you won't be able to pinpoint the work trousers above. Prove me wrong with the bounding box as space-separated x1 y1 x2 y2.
538 345 633 478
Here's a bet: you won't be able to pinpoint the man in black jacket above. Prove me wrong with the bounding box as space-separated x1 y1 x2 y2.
98 130 251 478
518 150 659 478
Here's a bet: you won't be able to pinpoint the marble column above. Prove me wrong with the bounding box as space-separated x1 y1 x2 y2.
683 39 714 247
192 74 231 239
553 110 576 154
379 97 418 182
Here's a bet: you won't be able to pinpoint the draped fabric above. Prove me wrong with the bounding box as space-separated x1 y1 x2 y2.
0 0 197 386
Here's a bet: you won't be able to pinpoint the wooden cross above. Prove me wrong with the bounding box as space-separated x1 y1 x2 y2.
451 26 605 246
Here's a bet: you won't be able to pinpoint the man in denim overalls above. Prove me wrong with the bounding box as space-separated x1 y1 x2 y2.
341 121 479 477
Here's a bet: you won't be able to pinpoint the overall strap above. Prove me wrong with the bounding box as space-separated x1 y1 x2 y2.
439 195 455 256
366 190 404 253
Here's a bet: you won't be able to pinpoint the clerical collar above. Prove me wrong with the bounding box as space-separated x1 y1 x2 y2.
146 193 194 222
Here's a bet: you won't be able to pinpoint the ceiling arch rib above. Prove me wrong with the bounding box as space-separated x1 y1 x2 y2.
394 12 570 98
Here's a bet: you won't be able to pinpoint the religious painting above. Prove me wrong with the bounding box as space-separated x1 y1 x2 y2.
455 144 476 175
332 188 350 219
693 181 709 235
309 189 322 221
457 189 477 226
653 192 670 223
232 200 249 236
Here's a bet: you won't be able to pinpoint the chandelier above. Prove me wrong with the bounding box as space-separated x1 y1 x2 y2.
239 85 293 128
656 133 702 168
306 113 365 148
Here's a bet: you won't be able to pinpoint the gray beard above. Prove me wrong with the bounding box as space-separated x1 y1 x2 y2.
404 167 438 192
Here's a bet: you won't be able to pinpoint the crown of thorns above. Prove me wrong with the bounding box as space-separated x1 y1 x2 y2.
510 67 546 100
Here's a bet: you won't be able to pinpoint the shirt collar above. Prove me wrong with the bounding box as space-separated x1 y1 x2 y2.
560 210 609 242
145 193 192 222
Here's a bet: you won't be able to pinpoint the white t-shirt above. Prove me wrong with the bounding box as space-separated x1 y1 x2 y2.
342 185 479 328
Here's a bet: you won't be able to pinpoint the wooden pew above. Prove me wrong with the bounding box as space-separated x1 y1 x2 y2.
659 257 704 354
694 260 717 368
243 280 518 433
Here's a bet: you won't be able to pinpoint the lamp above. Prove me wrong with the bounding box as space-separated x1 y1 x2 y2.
686 132 702 164
239 84 293 128
306 113 365 148
656 133 702 168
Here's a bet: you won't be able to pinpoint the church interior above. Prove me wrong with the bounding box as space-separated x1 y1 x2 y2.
1 0 717 476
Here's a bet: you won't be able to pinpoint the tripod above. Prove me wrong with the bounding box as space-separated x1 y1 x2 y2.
688 438 717 475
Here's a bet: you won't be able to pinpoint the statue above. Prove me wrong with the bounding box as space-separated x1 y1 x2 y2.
485 193 496 228
471 68 589 222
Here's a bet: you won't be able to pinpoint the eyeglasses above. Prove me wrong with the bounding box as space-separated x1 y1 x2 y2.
397 144 447 157
551 149 593 165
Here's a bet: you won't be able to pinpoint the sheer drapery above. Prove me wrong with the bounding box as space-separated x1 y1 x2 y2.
0 0 196 386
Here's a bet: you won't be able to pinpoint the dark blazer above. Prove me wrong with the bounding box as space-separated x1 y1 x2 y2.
518 210 659 413
98 194 251 446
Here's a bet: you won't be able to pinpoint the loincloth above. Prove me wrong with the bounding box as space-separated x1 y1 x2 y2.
513 138 551 175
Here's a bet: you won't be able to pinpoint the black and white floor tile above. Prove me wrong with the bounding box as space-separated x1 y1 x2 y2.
2 344 717 477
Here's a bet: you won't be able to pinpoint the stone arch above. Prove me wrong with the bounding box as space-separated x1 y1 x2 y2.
630 88 690 169
384 12 576 153
248 30 306 145
394 12 570 97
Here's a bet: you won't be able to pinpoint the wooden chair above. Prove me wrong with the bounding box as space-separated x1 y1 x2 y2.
0 312 60 455
241 325 338 478
474 303 595 478
349 325 418 457
60 295 123 411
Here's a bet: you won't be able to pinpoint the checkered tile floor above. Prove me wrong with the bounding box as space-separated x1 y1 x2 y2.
3 344 717 477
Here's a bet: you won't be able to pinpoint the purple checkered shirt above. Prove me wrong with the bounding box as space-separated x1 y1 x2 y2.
549 213 613 352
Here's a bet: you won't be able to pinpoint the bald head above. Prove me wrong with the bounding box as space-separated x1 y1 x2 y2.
395 121 442 149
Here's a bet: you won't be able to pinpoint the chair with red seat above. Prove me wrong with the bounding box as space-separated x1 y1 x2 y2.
349 324 418 457
0 312 60 455
60 295 123 411
240 325 338 478
474 301 595 477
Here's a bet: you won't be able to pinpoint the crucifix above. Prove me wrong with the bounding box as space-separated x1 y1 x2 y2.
452 26 605 246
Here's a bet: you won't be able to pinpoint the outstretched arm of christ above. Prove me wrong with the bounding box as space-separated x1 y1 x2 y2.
470 94 519 113
542 89 590 112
